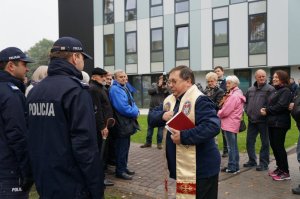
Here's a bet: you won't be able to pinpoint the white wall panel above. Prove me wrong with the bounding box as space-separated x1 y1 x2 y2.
201 9 213 70
164 0 174 15
249 1 266 15
103 24 114 35
115 0 124 23
125 21 137 32
268 0 288 66
94 25 103 68
176 60 190 67
137 19 150 74
213 7 228 20
230 3 248 68
151 16 163 28
249 54 266 66
175 12 189 25
201 0 212 9
151 62 164 72
126 64 138 74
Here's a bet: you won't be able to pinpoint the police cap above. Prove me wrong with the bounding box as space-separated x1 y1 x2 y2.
51 37 92 60
0 47 34 63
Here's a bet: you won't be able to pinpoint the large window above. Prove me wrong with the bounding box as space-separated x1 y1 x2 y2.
249 14 267 54
176 25 189 60
175 0 189 13
104 35 114 66
125 0 137 21
234 70 251 94
151 0 163 17
126 32 137 64
104 0 114 24
213 19 229 58
151 28 163 62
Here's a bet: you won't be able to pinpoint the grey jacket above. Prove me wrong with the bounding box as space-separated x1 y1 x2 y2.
245 81 275 123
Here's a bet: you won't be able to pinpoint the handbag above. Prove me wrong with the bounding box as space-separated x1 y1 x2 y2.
239 112 246 132
113 110 140 137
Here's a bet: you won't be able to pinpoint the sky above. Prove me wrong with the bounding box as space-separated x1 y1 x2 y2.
0 0 58 51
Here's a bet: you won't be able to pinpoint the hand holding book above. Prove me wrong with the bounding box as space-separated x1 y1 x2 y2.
165 111 195 133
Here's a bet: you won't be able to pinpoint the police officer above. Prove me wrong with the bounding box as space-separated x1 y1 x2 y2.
0 47 34 199
26 37 104 198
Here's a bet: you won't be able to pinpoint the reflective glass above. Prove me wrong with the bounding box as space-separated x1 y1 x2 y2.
176 49 189 60
151 29 163 50
151 51 164 62
176 26 189 48
151 6 163 17
104 35 114 55
176 1 189 13
126 32 137 53
214 20 228 44
213 45 229 57
250 15 266 41
249 42 266 54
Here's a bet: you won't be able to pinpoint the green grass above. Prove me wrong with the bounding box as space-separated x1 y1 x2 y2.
132 114 299 153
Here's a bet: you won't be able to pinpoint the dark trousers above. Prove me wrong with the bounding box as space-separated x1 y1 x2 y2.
269 127 289 173
146 126 163 144
115 136 131 175
0 178 29 199
222 130 228 153
196 174 219 199
246 121 270 166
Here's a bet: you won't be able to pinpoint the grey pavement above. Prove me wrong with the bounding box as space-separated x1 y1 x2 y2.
105 142 300 199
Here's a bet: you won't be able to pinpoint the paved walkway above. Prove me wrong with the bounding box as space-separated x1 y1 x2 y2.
105 142 300 199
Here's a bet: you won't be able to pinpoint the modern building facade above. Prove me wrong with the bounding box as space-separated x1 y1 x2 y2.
59 0 300 108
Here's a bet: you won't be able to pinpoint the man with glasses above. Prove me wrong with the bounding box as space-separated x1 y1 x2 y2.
26 37 104 198
149 65 221 199
0 47 34 198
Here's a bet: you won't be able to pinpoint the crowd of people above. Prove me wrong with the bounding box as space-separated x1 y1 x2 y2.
1 36 300 199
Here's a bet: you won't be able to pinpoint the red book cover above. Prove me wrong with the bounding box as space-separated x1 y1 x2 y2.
166 111 195 131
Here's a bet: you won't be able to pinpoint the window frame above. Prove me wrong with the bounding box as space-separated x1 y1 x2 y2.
150 0 163 17
248 13 267 55
125 0 137 21
212 18 229 58
150 27 164 63
125 31 137 64
175 25 190 61
175 0 189 14
103 0 114 24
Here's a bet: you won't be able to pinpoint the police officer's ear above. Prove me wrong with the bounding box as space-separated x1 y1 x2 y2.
5 61 16 73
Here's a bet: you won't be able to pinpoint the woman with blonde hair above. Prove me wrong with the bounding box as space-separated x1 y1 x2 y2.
25 65 48 96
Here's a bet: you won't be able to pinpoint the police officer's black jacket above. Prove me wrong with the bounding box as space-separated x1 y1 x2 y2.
0 71 32 179
26 58 104 199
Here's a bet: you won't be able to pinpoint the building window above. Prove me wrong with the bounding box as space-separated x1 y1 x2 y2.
175 0 189 13
126 32 137 64
213 19 229 58
151 28 163 62
104 0 114 24
104 35 114 66
230 0 246 4
234 69 251 94
150 0 163 17
125 0 137 21
249 14 267 54
176 25 189 60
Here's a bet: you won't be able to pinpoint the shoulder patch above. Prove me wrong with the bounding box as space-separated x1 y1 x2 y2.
7 82 19 91
70 76 90 89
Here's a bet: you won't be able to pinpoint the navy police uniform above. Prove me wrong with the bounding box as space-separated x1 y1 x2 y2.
26 37 104 199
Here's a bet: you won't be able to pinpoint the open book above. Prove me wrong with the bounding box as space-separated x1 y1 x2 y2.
165 111 195 133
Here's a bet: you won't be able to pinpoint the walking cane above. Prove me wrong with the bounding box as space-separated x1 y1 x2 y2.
100 118 115 160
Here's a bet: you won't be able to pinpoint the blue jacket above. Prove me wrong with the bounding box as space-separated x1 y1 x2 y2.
26 59 103 199
0 71 32 179
149 95 221 179
109 80 139 118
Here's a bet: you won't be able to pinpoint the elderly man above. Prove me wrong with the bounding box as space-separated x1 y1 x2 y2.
109 70 139 180
243 69 275 171
0 47 34 198
27 37 104 198
149 65 220 199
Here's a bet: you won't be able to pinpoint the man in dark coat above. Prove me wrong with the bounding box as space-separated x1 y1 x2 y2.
0 47 34 199
89 67 114 186
26 37 104 199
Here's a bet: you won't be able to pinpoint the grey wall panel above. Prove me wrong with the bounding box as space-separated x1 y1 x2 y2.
137 0 150 19
115 23 125 70
94 0 103 26
190 10 201 71
288 0 300 65
164 15 175 72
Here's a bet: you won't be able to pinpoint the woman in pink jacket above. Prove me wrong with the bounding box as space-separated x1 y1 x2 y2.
218 75 246 174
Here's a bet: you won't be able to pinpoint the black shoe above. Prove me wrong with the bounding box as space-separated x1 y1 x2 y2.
116 172 133 180
104 179 114 186
126 169 135 175
222 153 228 158
243 162 257 168
292 187 300 195
256 165 268 171
140 143 151 148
